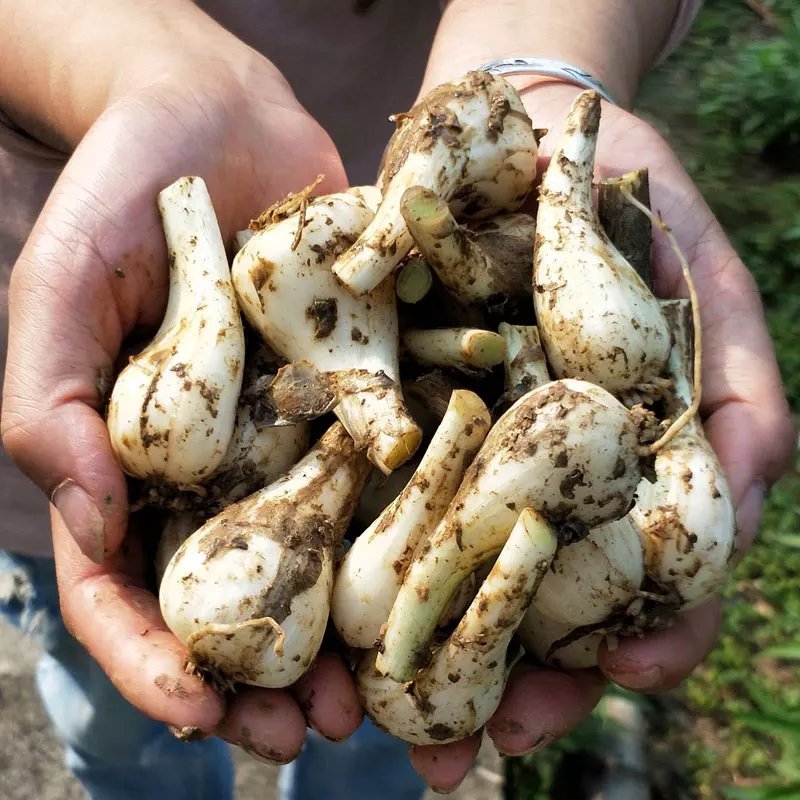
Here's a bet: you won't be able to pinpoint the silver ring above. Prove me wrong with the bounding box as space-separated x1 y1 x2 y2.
476 57 619 106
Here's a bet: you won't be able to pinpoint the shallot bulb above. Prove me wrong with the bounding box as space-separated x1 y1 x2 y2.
107 176 245 490
332 72 539 295
159 423 370 688
358 508 556 744
533 91 670 395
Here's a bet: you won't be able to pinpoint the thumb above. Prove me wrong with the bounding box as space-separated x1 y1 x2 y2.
0 151 169 561
2 252 131 562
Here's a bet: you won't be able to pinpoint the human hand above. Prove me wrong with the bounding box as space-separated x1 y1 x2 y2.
407 81 796 792
0 27 365 760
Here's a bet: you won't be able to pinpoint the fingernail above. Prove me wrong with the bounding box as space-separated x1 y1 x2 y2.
52 479 105 563
241 746 291 765
168 725 208 743
736 481 766 551
497 733 554 757
610 665 663 691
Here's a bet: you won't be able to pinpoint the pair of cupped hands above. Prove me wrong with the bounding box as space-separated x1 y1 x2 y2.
1 41 794 792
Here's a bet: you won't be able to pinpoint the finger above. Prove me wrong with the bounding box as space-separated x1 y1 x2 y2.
599 600 721 693
292 652 364 742
671 236 794 548
53 510 226 731
408 732 482 794
485 664 607 756
1 151 169 560
217 687 306 764
704 405 780 552
646 175 795 544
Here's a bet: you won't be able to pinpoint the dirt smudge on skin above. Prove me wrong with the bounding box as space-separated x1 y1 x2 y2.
154 674 190 698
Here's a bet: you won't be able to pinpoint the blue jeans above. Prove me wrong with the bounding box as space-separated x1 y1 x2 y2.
0 550 426 800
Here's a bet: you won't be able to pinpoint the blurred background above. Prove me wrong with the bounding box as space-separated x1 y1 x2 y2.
1 1 798 799
508 1 800 797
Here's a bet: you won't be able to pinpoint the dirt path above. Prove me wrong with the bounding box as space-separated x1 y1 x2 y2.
0 617 502 799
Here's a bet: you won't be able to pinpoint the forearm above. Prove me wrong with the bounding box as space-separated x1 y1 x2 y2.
423 0 681 109
0 0 269 149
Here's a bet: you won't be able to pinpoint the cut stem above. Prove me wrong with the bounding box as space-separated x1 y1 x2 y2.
396 256 433 304
402 327 506 372
401 185 535 308
498 323 551 402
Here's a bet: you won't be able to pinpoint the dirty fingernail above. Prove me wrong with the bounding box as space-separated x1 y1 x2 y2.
241 746 291 766
609 665 663 691
52 479 105 563
169 725 208 743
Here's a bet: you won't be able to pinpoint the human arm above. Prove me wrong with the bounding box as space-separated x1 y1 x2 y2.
1 0 360 756
406 1 796 791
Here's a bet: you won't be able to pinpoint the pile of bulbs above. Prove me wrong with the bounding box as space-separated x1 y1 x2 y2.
106 72 736 747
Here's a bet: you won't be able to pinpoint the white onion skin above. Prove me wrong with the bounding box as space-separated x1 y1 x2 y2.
531 516 644 626
332 390 491 649
533 91 670 394
159 423 370 688
155 511 204 588
358 508 556 745
107 176 245 488
377 378 644 682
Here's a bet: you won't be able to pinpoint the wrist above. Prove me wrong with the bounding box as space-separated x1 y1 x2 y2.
0 0 290 149
422 0 680 110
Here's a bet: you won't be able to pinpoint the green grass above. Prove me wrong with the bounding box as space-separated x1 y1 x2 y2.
509 1 800 797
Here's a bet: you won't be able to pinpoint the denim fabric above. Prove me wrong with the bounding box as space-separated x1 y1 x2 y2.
0 550 235 800
279 722 426 800
0 550 426 800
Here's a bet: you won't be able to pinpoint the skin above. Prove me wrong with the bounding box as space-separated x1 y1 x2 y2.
0 0 796 793
407 79 796 793
2 0 354 766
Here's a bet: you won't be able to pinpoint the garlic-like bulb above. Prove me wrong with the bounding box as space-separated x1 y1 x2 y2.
377 378 646 682
107 176 245 488
630 300 736 607
533 91 670 395
232 191 421 474
159 423 370 688
530 517 644 626
332 72 539 295
517 610 604 670
358 507 556 745
332 390 490 648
